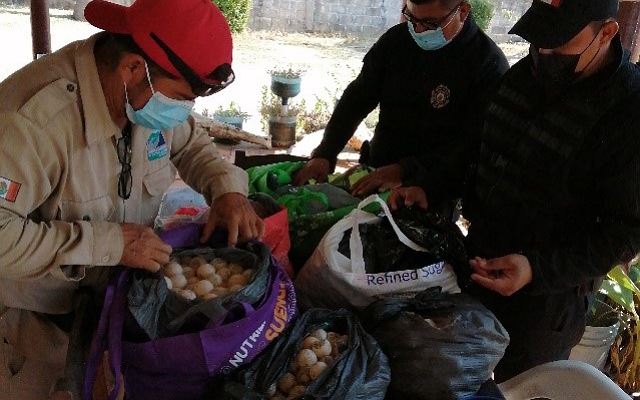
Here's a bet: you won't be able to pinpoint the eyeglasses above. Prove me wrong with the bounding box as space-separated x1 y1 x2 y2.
402 3 462 31
116 125 132 200
150 33 235 97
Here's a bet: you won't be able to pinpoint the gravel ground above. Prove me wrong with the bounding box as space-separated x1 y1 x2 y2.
0 6 528 134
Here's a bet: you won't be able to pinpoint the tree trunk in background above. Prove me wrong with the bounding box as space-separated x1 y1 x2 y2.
73 0 90 21
618 0 640 63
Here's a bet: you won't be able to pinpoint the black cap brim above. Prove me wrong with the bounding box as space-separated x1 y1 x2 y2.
509 2 587 49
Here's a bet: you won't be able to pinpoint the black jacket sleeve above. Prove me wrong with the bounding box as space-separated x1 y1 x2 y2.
311 38 387 167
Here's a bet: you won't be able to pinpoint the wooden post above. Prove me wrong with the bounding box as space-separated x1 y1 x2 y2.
618 0 640 63
30 0 51 59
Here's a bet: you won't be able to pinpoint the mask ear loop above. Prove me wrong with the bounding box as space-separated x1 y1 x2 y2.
576 30 602 75
444 5 465 41
142 60 155 94
124 60 155 106
124 82 130 104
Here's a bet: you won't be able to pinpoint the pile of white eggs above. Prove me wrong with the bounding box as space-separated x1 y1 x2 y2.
266 328 349 400
162 255 254 301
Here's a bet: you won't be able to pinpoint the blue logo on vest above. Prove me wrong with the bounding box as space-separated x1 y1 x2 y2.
147 131 168 161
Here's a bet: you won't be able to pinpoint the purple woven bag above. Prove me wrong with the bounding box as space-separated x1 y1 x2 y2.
84 245 297 400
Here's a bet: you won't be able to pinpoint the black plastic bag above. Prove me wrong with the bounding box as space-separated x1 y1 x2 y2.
223 308 390 400
337 206 470 286
125 243 270 340
337 223 442 274
360 287 510 400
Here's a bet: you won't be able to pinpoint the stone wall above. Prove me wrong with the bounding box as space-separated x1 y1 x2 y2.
248 0 530 42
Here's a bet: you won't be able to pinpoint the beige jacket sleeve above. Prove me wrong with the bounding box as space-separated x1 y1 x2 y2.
0 81 123 281
169 116 248 203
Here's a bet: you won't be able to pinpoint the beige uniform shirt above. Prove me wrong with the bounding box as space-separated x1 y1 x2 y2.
0 33 248 314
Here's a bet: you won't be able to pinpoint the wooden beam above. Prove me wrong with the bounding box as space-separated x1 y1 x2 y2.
618 0 640 63
30 0 51 60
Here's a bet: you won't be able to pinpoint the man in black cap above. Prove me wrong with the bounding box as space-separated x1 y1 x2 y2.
388 0 640 381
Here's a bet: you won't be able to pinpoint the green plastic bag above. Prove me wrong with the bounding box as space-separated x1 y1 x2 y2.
245 162 388 270
246 161 306 198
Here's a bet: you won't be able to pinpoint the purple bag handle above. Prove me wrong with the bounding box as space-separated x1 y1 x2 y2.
206 301 256 329
84 268 130 400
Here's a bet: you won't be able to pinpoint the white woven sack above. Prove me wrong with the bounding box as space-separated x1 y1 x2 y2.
295 194 460 310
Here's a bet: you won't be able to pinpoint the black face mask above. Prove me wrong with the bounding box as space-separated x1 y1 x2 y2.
530 32 601 90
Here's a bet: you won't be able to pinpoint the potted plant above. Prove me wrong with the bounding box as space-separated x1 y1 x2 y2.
268 66 306 102
599 262 640 395
569 297 621 371
260 85 303 148
212 101 250 130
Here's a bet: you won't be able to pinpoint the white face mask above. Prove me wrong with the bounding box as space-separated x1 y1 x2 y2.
125 61 195 130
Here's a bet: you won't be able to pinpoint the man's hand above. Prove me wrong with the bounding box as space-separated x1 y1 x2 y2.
469 255 533 296
387 186 429 210
351 163 403 196
200 193 265 247
119 223 172 272
292 158 331 186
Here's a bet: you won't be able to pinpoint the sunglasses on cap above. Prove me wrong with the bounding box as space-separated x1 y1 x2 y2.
150 33 235 97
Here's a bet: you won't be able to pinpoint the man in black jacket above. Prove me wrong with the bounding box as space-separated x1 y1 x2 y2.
293 0 508 215
389 0 640 382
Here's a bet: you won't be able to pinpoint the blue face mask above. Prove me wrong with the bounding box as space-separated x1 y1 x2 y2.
125 62 195 130
407 7 460 51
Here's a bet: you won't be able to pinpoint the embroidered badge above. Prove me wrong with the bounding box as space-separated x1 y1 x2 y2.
540 0 562 7
0 176 21 202
430 84 451 109
146 131 168 161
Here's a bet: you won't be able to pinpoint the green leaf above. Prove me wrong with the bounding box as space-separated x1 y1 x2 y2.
608 265 640 298
599 279 635 313
628 263 640 284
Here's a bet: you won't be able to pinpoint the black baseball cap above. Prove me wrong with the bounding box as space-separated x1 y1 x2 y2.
509 0 618 49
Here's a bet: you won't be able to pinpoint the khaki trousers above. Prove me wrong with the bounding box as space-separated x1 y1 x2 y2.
0 308 68 400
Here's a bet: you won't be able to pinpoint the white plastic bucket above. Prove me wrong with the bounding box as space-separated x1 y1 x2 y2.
569 300 620 371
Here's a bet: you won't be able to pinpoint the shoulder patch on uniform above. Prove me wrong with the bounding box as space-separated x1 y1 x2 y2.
0 176 21 202
18 78 78 129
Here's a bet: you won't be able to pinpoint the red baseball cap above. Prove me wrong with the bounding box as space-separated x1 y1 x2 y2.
85 0 233 92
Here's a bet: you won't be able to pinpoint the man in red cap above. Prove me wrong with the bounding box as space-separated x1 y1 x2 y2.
0 0 263 397
389 0 640 381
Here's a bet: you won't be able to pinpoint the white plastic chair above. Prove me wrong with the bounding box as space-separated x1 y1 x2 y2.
497 360 629 400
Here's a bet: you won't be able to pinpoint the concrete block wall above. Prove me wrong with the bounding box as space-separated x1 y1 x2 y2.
249 0 531 42
249 0 402 35
486 0 529 43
